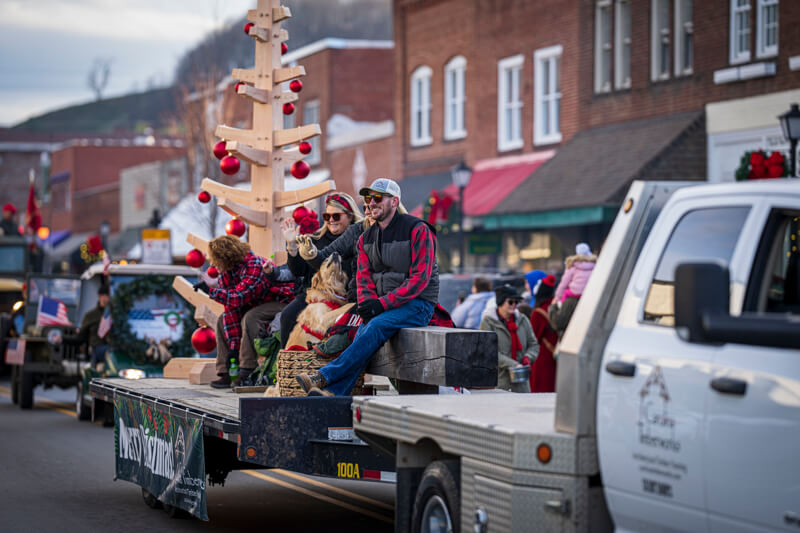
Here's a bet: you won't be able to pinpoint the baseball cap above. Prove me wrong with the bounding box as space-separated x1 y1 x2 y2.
359 178 401 200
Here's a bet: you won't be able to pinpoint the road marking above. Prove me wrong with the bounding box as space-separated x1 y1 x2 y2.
271 468 393 510
0 385 77 418
243 470 393 524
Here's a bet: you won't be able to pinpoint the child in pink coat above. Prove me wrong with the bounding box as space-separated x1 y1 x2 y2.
555 243 597 302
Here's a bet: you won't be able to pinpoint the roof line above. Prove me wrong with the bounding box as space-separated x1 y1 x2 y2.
282 38 394 64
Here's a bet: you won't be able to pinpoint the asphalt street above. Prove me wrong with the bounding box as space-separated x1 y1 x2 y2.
0 377 394 532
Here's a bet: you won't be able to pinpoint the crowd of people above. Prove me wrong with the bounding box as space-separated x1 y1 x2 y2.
189 176 596 397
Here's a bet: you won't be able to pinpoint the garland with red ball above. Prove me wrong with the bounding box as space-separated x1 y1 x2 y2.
735 150 787 181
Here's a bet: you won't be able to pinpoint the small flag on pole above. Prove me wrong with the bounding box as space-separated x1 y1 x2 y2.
36 296 72 327
98 306 112 339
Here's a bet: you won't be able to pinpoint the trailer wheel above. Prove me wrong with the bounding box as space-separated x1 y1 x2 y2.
76 381 91 421
11 366 19 405
141 488 162 509
163 503 190 519
19 371 34 409
411 460 460 533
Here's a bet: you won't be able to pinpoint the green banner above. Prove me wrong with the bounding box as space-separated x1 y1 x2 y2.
114 396 208 520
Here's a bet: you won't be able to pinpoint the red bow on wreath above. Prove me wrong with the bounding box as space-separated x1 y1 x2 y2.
737 150 787 180
427 190 454 225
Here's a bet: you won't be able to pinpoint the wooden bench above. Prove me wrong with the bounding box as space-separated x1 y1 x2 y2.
365 326 497 394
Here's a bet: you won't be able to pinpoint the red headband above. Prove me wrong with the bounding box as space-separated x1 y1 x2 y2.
326 194 352 213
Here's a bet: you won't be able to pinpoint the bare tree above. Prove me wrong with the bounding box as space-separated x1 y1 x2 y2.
87 57 113 101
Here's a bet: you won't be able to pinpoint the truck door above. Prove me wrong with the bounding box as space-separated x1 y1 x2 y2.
704 206 800 532
598 203 751 532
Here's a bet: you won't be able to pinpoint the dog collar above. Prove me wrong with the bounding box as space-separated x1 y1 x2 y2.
301 323 326 340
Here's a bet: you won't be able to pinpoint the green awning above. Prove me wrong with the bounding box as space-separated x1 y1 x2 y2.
481 205 619 229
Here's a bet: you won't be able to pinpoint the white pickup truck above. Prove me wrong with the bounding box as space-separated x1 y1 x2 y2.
352 180 800 533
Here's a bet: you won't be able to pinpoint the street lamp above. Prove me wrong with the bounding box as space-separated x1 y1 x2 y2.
778 103 800 178
451 159 473 273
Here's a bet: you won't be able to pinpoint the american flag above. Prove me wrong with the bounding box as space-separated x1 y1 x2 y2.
4 338 25 365
98 306 112 339
36 296 72 327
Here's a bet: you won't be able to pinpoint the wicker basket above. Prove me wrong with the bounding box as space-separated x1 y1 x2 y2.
276 349 364 396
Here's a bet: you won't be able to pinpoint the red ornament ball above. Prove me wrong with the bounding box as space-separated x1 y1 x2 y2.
185 249 205 268
289 80 303 93
292 205 311 224
234 82 244 93
220 155 240 175
281 42 288 55
298 141 312 155
243 22 254 35
282 103 295 115
191 327 217 354
225 218 246 237
197 191 211 203
212 140 227 160
206 266 219 279
291 160 311 179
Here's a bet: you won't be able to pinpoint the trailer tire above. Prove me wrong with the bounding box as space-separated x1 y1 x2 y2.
76 381 91 421
163 503 190 519
142 488 162 509
411 460 460 533
19 371 34 409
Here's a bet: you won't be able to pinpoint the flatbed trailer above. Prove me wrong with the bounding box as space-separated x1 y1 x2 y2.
90 377 394 520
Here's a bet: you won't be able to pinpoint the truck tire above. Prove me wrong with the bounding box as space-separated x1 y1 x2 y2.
141 488 162 509
163 503 190 519
76 381 91 421
411 460 460 533
19 371 34 409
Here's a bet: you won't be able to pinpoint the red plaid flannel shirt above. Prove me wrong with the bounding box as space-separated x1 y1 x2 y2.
356 223 436 310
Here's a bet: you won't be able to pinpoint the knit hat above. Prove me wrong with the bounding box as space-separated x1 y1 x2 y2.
524 270 546 300
576 242 591 256
3 203 16 214
494 284 520 306
98 284 110 296
534 274 556 300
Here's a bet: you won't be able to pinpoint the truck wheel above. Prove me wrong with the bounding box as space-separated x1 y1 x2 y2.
141 488 162 509
11 366 19 405
75 381 91 421
163 503 190 519
411 460 460 533
19 371 34 409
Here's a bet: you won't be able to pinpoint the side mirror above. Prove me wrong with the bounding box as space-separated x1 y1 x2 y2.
674 262 729 343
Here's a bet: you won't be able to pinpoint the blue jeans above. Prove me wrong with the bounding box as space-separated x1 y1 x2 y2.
319 299 434 396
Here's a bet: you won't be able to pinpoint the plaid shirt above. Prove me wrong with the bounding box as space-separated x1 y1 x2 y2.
210 252 285 351
357 223 436 310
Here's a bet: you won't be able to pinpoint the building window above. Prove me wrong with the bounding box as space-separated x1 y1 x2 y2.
675 0 693 75
652 0 671 80
303 100 321 166
534 45 562 146
756 0 779 58
410 66 432 147
595 0 613 93
444 56 467 141
497 55 524 152
730 0 751 64
615 0 632 88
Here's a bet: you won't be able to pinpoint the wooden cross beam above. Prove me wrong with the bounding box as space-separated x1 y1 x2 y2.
186 233 210 255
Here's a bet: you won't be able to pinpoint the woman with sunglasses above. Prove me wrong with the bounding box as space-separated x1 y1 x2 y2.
278 192 364 347
479 284 539 393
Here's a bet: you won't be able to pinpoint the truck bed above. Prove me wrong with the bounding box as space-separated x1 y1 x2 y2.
354 392 596 476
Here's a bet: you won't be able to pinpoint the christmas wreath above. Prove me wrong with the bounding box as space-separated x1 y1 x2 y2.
735 150 786 181
109 275 198 363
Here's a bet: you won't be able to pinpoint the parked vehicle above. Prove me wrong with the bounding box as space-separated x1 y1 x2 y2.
0 235 27 375
352 180 800 532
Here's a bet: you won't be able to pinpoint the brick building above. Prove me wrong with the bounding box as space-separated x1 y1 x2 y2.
393 0 800 272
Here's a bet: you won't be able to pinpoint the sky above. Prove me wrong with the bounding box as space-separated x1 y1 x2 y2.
0 0 254 127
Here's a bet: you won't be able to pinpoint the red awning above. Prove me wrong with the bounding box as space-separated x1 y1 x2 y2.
410 151 554 218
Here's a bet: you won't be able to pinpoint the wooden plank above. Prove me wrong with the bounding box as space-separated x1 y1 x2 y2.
272 6 291 22
366 327 498 388
248 25 270 42
232 68 255 84
172 276 225 316
274 180 335 208
226 141 271 167
201 178 255 207
274 146 305 167
274 65 305 84
163 358 202 379
186 233 209 255
214 125 270 150
217 197 268 227
273 91 298 105
188 361 218 385
239 84 271 104
273 124 321 148
193 304 219 330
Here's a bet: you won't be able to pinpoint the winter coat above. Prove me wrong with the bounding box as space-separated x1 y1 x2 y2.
451 291 494 329
287 230 339 295
529 300 558 392
479 309 538 392
554 254 597 302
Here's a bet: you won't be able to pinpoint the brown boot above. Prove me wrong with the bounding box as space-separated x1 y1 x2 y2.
296 371 327 393
210 374 231 389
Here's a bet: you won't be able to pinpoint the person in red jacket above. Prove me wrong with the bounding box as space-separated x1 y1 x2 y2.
529 274 558 392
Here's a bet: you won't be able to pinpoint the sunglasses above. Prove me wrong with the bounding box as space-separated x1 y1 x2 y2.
322 212 346 222
505 299 522 306
363 193 391 205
